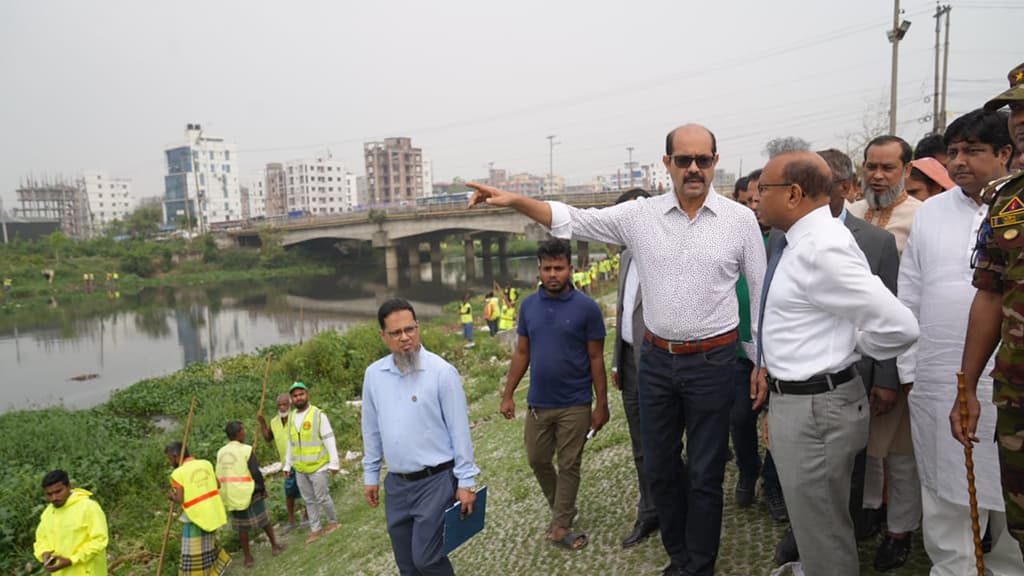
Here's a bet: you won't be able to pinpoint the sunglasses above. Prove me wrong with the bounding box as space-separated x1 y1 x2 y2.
671 154 715 169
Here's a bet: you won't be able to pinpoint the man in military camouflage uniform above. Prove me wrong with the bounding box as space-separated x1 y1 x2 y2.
953 62 1024 556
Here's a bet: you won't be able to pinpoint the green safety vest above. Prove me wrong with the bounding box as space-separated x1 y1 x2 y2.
459 302 473 324
171 458 227 532
270 415 289 464
215 441 255 511
289 407 330 474
499 303 515 331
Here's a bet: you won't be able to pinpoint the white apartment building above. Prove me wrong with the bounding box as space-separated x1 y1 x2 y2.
421 157 433 197
281 153 356 216
242 169 266 219
601 163 672 193
82 170 134 235
163 124 242 229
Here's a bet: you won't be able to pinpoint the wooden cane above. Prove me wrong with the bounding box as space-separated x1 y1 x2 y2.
956 371 985 576
156 395 197 576
250 355 273 453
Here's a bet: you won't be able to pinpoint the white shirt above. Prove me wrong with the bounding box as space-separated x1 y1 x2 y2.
897 188 1003 509
283 406 340 472
549 188 765 358
620 259 640 345
762 205 918 381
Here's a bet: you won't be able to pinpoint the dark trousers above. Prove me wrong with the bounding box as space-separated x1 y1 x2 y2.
729 357 762 482
384 469 457 576
621 343 658 525
487 319 498 336
639 339 736 576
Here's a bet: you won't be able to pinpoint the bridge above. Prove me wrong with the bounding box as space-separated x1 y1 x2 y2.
230 190 621 287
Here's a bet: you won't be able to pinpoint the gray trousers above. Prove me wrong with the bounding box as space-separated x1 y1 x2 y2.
768 375 870 576
294 466 338 533
621 344 657 525
384 469 457 576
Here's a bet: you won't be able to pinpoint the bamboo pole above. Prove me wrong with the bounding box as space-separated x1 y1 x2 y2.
156 396 197 576
956 371 985 576
251 355 273 453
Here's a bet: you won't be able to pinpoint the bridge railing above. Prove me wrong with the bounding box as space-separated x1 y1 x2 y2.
230 189 624 234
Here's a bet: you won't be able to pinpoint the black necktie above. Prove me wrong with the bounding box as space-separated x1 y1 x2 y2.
756 236 787 368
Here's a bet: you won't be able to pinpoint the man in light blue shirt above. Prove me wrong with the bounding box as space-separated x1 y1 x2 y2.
362 298 480 576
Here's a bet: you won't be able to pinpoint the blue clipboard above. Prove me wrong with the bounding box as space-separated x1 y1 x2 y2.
442 486 487 555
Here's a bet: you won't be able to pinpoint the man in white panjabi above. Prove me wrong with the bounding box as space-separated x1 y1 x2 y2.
897 108 1024 575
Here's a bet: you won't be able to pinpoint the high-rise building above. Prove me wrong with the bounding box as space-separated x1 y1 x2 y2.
82 170 134 234
163 124 242 229
421 157 433 198
600 163 671 192
280 153 355 216
364 137 424 206
241 169 266 219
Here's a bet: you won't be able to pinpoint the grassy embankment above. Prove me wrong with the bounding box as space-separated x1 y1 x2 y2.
0 282 932 575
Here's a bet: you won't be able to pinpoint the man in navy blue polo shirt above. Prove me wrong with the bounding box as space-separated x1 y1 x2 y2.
500 238 609 551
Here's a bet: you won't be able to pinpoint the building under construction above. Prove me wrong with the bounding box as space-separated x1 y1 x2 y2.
14 176 91 239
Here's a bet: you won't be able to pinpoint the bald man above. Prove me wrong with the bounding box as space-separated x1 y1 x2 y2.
753 151 918 576
257 392 307 530
469 123 765 576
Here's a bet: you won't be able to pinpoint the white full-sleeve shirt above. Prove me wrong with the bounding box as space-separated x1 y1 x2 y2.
762 205 918 381
549 188 765 359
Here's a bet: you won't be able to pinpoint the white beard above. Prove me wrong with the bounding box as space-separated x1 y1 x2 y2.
393 348 421 375
863 178 904 209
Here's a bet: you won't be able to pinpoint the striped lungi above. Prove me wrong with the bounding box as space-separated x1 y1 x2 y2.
180 521 231 576
230 492 270 533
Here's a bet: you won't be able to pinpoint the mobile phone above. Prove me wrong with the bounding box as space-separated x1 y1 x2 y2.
584 428 595 441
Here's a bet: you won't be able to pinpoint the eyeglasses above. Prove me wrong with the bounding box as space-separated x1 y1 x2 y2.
757 183 793 194
671 154 715 169
385 324 419 339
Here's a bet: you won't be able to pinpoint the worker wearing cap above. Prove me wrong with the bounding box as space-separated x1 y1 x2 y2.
953 62 1024 556
283 381 341 544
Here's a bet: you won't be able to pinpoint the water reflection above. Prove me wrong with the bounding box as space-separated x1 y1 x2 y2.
0 255 547 412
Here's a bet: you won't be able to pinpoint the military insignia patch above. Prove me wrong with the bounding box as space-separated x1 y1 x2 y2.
999 195 1024 214
1004 228 1020 241
991 213 1024 228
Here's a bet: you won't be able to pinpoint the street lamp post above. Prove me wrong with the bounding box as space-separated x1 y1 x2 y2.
887 0 912 134
627 147 634 187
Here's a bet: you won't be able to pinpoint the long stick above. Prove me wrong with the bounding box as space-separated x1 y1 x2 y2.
156 396 197 576
957 371 985 576
251 355 273 453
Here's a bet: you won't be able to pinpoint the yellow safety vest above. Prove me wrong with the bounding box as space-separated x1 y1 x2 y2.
580 270 591 287
270 414 289 464
215 441 255 512
499 303 515 331
508 287 519 304
459 302 473 324
484 297 499 321
289 407 330 474
171 458 227 532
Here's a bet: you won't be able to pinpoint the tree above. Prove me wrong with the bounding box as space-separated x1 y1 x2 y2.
839 95 890 173
448 177 471 194
119 204 163 239
763 136 812 159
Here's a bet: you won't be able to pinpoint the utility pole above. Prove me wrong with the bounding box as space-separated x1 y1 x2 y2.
626 146 635 187
940 5 952 131
0 197 7 244
546 135 559 195
932 3 952 134
190 126 205 236
887 0 911 134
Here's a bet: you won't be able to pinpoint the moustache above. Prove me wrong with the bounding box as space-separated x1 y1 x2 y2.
684 175 705 183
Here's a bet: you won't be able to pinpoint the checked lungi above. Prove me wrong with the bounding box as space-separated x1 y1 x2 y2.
179 521 231 576
229 492 270 533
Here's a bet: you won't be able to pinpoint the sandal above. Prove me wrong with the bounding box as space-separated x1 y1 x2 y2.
550 531 588 551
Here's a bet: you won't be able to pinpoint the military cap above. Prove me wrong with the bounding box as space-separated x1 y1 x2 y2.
984 62 1024 111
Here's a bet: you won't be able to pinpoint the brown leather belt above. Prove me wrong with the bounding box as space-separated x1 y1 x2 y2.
644 329 738 355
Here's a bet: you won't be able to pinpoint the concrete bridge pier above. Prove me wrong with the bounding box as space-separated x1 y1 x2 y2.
577 240 590 270
430 240 443 283
407 242 421 284
481 238 493 279
464 238 476 280
385 245 400 289
498 236 509 276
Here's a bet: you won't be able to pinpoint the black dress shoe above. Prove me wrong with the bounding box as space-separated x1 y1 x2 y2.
660 562 685 576
774 527 799 566
735 476 756 508
622 521 658 548
855 506 884 541
873 533 911 572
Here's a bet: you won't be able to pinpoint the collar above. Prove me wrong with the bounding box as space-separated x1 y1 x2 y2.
785 204 833 247
838 205 848 222
656 185 720 215
954 185 985 207
540 286 576 301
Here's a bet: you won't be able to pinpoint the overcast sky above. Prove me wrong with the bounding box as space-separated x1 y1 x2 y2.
1 0 1020 208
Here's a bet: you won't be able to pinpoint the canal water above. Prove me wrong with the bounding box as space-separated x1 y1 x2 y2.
0 255 549 412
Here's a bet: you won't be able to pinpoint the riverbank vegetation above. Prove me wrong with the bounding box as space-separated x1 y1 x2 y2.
0 229 335 311
0 307 513 575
